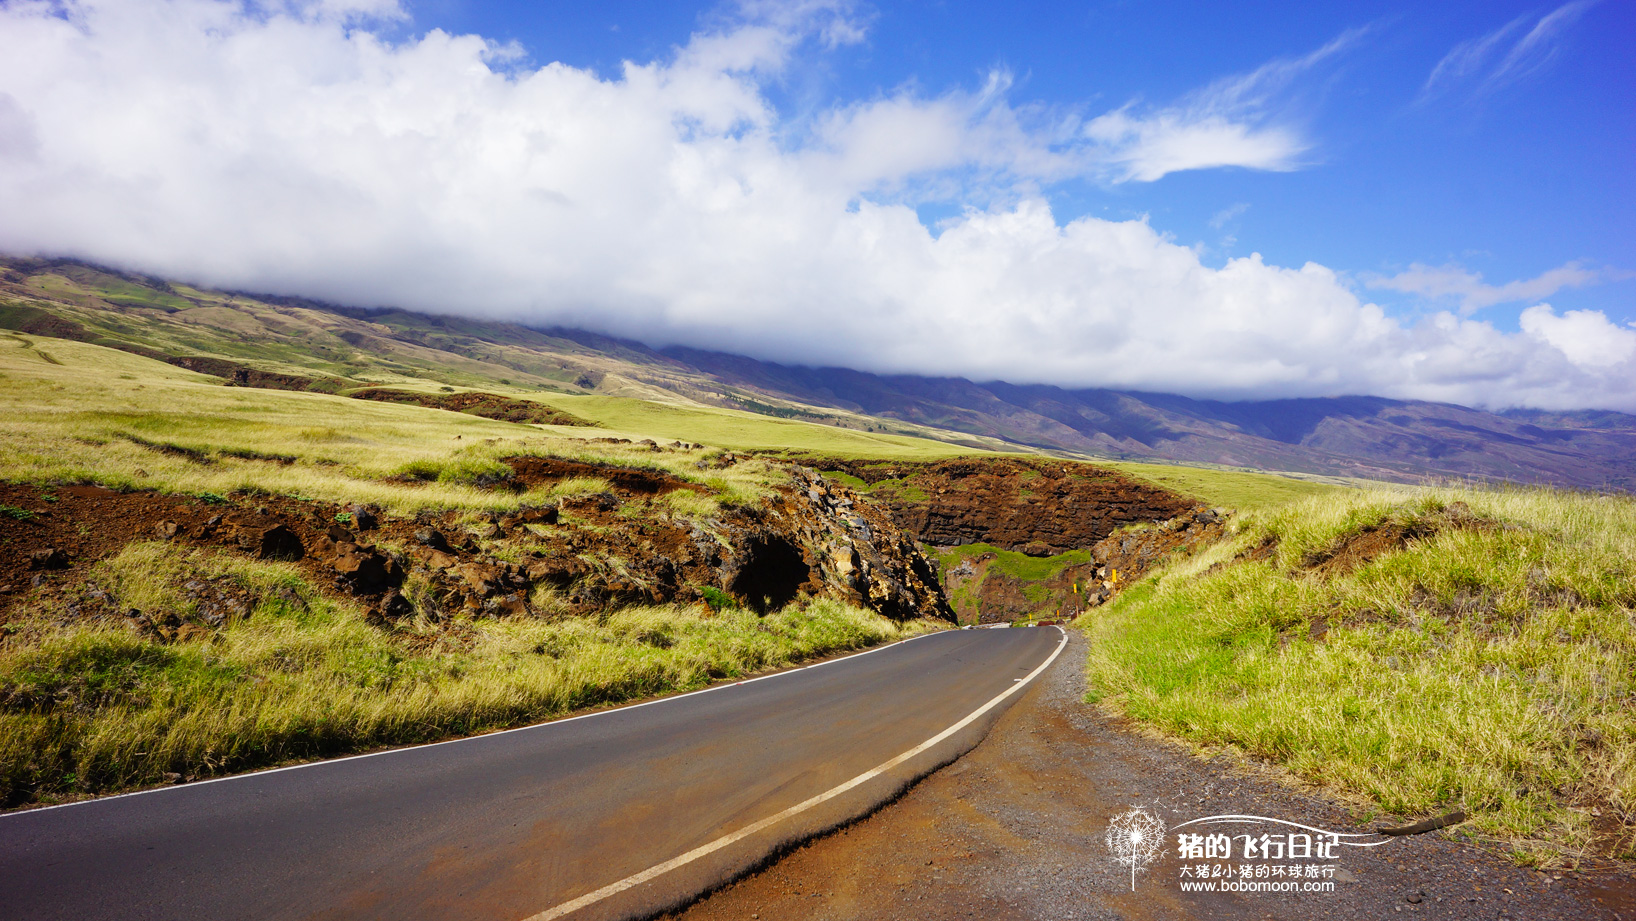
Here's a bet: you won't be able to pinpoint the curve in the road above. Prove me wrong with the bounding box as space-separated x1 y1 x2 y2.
528 626 1066 920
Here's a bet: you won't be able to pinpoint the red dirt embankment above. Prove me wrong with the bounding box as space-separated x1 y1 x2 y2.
808 456 1218 623
814 456 1197 556
0 456 950 642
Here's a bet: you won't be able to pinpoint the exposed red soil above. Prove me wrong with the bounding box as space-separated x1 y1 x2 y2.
813 456 1200 556
0 457 952 641
503 456 696 494
1300 501 1496 577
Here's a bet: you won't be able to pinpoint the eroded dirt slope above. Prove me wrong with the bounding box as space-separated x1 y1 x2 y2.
0 457 952 636
814 456 1200 556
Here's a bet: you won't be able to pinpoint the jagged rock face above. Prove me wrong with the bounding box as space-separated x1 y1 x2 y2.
1061 509 1226 611
815 457 1197 556
771 468 951 621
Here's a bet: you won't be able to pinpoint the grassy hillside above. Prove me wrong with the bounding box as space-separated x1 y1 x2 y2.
0 332 977 512
1097 459 1348 513
2 325 1347 519
0 331 957 805
0 257 1015 456
1079 485 1636 864
0 257 1380 511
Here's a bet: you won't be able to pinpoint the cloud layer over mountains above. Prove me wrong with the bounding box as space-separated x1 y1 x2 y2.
0 0 1631 410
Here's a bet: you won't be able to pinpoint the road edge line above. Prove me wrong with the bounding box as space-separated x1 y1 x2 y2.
1 628 952 819
523 626 1069 921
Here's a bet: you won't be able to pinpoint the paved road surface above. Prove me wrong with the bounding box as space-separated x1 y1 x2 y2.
0 626 1064 921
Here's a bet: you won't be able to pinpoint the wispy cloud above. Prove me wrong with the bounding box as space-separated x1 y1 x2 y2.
1208 203 1249 229
1085 27 1368 182
1422 1 1601 102
1367 260 1610 314
800 28 1370 194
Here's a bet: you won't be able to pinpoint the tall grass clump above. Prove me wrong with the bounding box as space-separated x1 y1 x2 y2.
1078 484 1636 864
0 544 924 807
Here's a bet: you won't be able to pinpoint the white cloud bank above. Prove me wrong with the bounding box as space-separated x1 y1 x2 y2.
0 0 1631 411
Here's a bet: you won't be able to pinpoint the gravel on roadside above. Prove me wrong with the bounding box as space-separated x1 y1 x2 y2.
663 628 1635 921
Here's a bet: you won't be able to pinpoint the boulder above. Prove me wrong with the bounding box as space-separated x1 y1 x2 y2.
454 562 502 597
237 523 304 560
331 546 403 594
26 548 69 570
377 589 415 620
414 529 451 552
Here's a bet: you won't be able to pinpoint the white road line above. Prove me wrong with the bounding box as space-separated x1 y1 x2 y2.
1 629 954 819
523 626 1068 921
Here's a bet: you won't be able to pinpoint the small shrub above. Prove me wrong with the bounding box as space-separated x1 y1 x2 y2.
699 586 739 612
392 459 444 482
0 504 34 521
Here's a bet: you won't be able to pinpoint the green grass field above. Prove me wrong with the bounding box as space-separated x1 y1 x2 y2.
0 333 980 514
1078 484 1636 864
1097 459 1348 512
2 330 1343 515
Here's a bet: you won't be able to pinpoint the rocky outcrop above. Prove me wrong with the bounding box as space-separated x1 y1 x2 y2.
3 453 1209 631
774 468 950 621
1065 508 1226 609
0 458 954 631
233 521 304 560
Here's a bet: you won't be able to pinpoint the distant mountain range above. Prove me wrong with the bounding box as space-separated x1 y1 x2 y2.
614 338 1636 490
3 255 1633 490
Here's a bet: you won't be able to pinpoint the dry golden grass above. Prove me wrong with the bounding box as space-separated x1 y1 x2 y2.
0 541 936 805
1079 484 1636 865
0 333 782 513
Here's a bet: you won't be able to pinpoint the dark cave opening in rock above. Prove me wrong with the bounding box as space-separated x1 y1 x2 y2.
729 536 811 613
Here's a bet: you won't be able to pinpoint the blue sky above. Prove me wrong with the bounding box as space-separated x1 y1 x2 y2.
416 0 1633 331
0 0 1631 409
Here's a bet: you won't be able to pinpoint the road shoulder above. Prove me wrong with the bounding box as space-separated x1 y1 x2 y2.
664 628 1633 921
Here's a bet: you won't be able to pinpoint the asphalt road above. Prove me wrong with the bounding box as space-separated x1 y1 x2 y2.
0 626 1064 921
